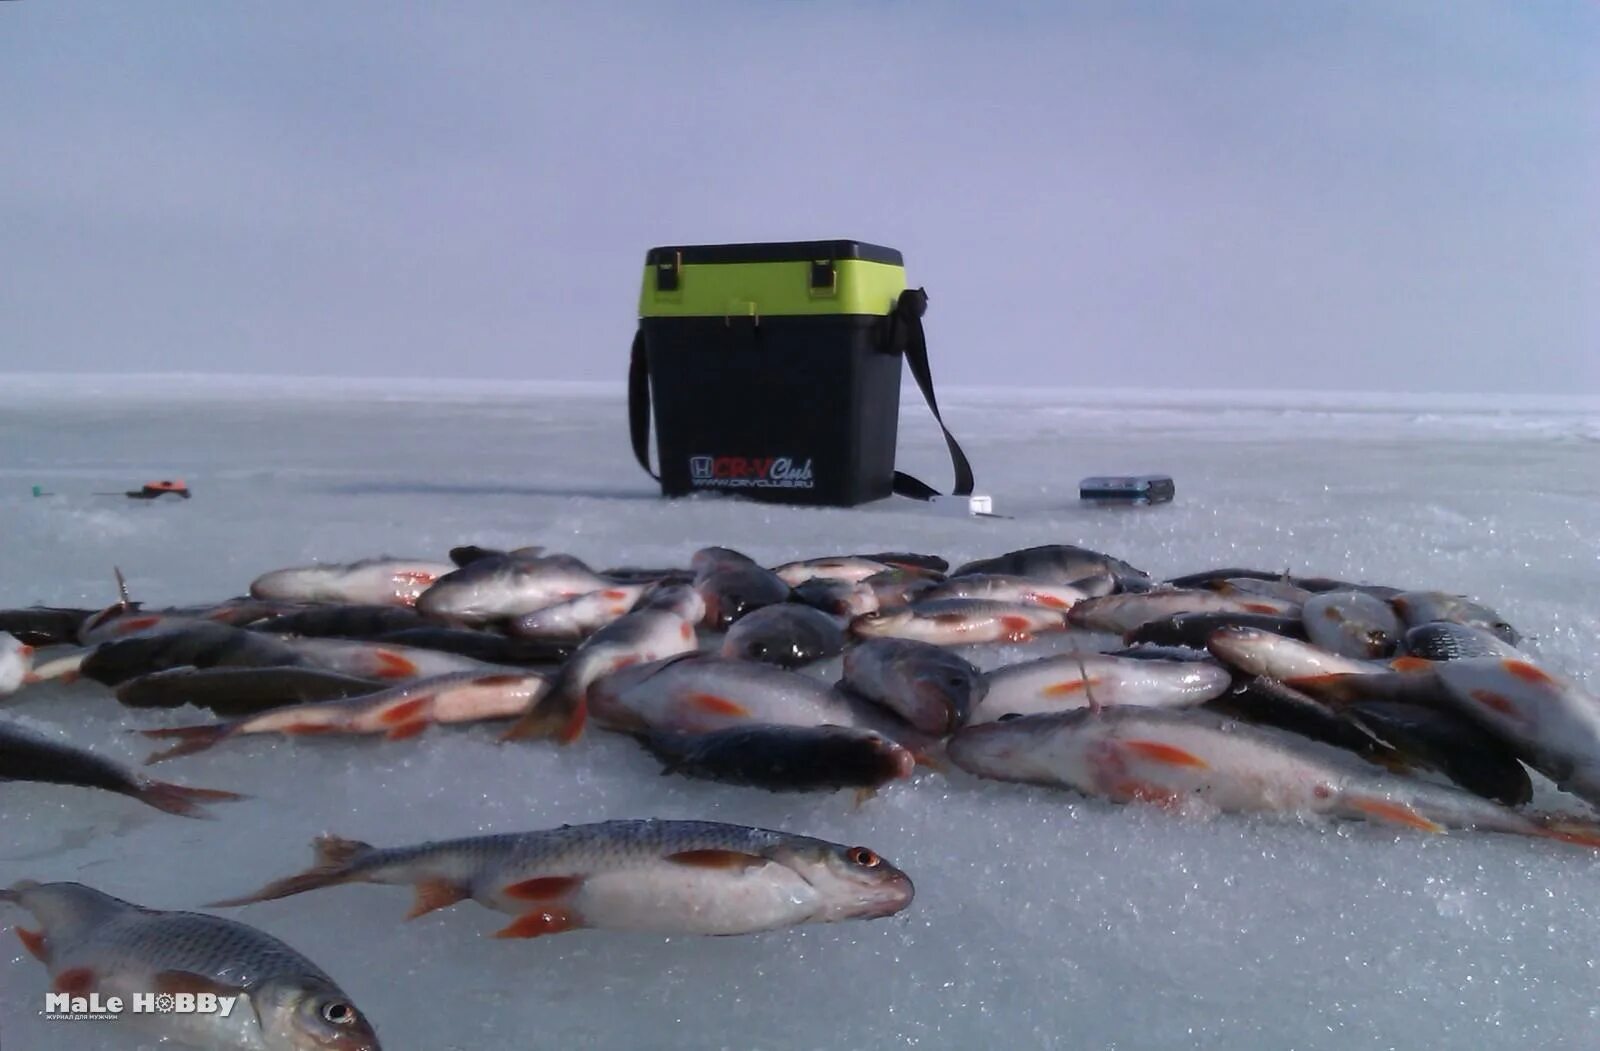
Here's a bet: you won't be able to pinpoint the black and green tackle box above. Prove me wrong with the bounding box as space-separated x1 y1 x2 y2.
627 239 973 507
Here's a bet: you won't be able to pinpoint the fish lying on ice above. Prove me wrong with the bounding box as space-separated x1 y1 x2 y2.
915 574 1088 610
1069 590 1301 635
275 637 501 680
500 609 699 743
1302 591 1403 659
211 819 914 938
1205 626 1429 689
1432 657 1600 810
115 667 385 716
719 604 845 668
792 578 880 618
631 582 708 621
952 544 1150 592
1 721 242 816
693 548 791 629
1401 621 1522 661
1123 611 1307 649
415 552 613 623
839 638 986 735
0 608 92 647
249 605 432 639
586 654 862 736
506 585 649 642
1343 699 1532 807
850 600 1069 645
1390 591 1522 646
637 725 915 794
971 653 1232 724
140 671 549 763
947 707 1600 847
78 624 309 686
2 880 380 1050
771 556 897 587
250 557 454 608
367 627 574 666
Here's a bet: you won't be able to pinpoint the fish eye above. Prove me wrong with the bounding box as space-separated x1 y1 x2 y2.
321 1001 357 1026
750 641 769 658
847 847 881 868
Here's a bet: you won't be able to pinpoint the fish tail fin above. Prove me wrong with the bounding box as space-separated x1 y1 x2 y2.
131 780 248 818
136 724 236 765
207 834 374 907
500 680 585 744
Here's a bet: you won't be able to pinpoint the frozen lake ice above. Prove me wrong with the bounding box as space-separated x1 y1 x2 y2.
2 375 1598 1050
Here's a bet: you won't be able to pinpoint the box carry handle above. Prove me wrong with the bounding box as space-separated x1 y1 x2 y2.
626 287 976 500
887 287 976 501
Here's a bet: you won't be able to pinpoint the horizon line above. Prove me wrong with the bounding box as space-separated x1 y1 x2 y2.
1 371 1596 415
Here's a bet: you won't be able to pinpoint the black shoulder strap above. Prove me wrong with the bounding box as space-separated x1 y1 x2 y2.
627 327 658 480
889 288 975 500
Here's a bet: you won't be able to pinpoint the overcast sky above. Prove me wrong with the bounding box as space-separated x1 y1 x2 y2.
2 1 1595 394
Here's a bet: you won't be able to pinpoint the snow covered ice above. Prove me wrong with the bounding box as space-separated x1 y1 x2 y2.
2 375 1599 1050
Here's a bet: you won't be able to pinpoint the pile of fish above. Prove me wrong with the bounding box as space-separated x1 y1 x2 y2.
4 540 1600 1048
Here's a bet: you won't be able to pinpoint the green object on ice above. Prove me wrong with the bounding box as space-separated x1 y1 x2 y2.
31 485 45 497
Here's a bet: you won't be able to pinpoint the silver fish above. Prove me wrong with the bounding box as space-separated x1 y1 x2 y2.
720 604 846 668
506 585 648 641
415 552 612 623
1390 591 1522 645
141 671 550 763
639 725 916 793
972 653 1232 723
248 605 432 639
0 721 242 816
587 653 860 736
860 568 943 609
500 609 699 743
771 556 895 587
693 550 791 630
840 638 986 735
1069 590 1300 634
1205 625 1393 684
631 582 708 622
115 667 385 717
0 606 91 648
250 558 453 608
792 578 880 618
80 623 309 686
80 611 234 646
1212 578 1316 605
277 637 499 680
1 880 380 1050
1433 657 1600 809
850 599 1068 645
947 707 1600 848
1402 622 1522 661
952 544 1151 590
1302 591 1404 659
210 820 913 938
915 574 1087 611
